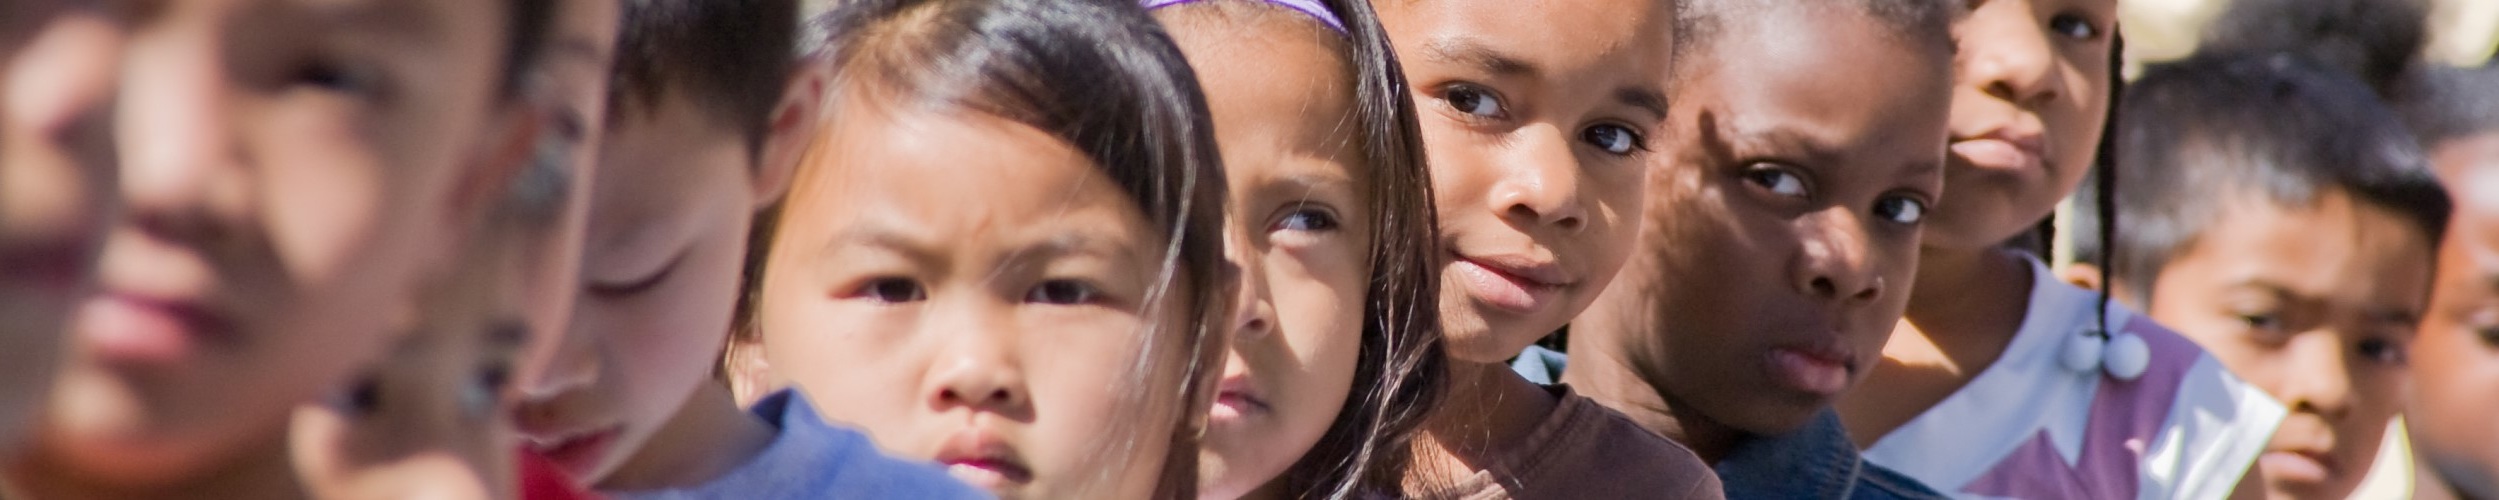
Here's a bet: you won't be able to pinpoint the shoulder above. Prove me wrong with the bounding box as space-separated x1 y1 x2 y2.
1515 391 1723 499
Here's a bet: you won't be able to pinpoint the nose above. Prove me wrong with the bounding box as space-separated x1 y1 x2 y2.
2281 334 2356 421
1488 124 1589 232
115 34 235 242
1792 209 1883 305
925 311 1029 413
1960 1 2064 109
511 308 602 405
1222 221 1275 343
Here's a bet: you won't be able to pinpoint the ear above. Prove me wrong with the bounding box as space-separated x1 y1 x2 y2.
749 64 830 212
2057 262 2104 291
721 336 781 407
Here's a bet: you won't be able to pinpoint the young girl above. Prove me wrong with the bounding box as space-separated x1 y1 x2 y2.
1369 0 1718 497
1830 0 2286 497
746 0 1229 497
1145 0 1446 498
0 1 118 457
6 0 561 497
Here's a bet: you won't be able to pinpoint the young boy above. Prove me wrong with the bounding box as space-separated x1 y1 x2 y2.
5 0 558 497
2081 53 2451 500
2395 64 2499 500
1540 0 1957 497
1369 0 1723 497
0 0 119 457
509 1 976 496
1829 0 2287 497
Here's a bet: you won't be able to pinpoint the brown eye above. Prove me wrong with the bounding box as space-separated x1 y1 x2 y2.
1442 84 1506 119
859 278 926 303
1026 280 1099 305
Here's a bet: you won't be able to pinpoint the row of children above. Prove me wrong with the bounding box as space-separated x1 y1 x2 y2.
1 0 2493 498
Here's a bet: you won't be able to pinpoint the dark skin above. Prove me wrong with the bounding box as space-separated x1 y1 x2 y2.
1568 6 1948 463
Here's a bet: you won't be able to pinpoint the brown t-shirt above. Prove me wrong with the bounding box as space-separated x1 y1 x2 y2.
1404 386 1725 500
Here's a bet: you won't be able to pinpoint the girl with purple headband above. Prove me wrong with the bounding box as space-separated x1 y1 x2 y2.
1143 0 1445 498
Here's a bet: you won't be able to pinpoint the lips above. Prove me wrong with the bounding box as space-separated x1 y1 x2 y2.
1764 340 1856 397
2259 450 2338 484
1209 375 1269 422
1448 252 1573 314
937 431 1032 491
520 424 621 475
80 290 232 364
1948 128 2047 174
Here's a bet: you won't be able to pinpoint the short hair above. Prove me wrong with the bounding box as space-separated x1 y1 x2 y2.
778 0 1227 497
2080 52 2452 303
1670 0 1960 84
2403 64 2499 148
606 0 800 160
2201 0 2428 98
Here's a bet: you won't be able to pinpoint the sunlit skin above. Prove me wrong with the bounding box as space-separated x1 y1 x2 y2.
10 0 536 496
2135 194 2433 500
510 78 808 488
2411 138 2499 500
1570 5 1949 463
757 95 1197 499
0 8 119 456
1839 0 2120 448
1372 0 1670 480
1159 5 1373 499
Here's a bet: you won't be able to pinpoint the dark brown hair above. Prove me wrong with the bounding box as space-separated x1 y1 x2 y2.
759 0 1230 497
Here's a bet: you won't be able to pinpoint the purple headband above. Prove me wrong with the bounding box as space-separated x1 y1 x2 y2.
1141 0 1346 33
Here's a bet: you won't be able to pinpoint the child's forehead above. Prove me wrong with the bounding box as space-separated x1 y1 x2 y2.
1398 0 1671 76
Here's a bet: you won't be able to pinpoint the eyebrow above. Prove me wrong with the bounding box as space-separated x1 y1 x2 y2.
1421 37 1539 78
1615 87 1670 123
825 221 1143 266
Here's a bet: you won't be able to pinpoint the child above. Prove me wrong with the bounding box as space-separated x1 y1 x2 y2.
1829 0 2289 497
4 0 559 497
288 136 574 500
0 0 118 456
1368 0 1719 497
1146 0 1447 498
508 0 979 497
745 0 1229 496
2085 53 2451 500
2400 64 2499 500
1556 0 1956 497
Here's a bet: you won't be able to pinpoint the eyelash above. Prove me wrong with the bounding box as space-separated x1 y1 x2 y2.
1270 204 1341 233
587 254 681 298
1440 83 1507 121
2048 13 2101 41
848 277 1106 306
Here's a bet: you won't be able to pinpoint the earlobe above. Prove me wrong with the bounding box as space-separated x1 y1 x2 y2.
2057 263 2103 291
751 64 831 212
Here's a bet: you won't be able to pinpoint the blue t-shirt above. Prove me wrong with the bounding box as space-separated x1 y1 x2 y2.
610 390 991 500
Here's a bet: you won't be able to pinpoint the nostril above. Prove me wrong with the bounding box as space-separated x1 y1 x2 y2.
1810 277 1837 298
1555 216 1583 231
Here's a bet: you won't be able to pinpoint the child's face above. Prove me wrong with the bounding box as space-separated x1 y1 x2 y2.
1376 0 1671 363
1924 0 2116 250
290 248 530 500
1623 10 1947 435
2410 150 2499 499
513 91 759 482
506 0 618 406
1161 9 1370 498
0 10 119 453
2142 193 2435 500
759 98 1192 499
40 0 525 480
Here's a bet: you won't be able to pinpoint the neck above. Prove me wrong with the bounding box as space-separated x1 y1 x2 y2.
596 381 778 492
7 431 303 499
1902 245 2035 351
1411 360 1557 477
1561 341 1738 463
